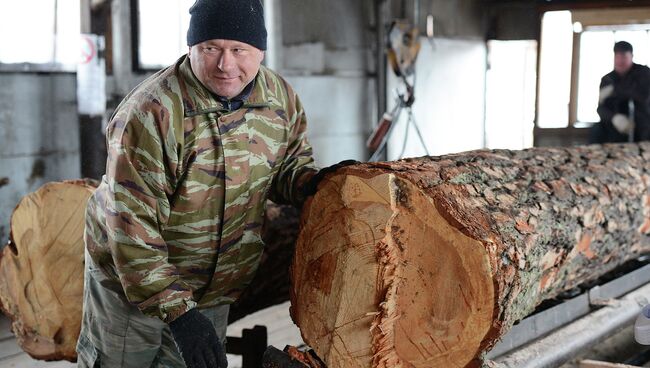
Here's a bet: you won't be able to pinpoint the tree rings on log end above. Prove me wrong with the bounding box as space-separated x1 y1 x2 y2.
291 171 494 368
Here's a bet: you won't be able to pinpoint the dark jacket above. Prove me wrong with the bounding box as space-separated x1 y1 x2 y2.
597 63 650 142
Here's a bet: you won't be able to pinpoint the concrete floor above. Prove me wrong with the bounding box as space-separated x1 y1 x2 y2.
0 301 303 368
226 301 304 367
0 316 75 368
1 304 648 367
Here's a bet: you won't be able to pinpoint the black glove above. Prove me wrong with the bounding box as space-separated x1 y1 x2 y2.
169 308 228 368
303 160 360 198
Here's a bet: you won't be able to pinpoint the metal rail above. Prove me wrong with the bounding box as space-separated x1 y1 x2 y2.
487 262 650 358
488 281 650 368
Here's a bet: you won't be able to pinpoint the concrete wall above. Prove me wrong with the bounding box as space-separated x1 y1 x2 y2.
383 0 489 159
278 0 376 166
380 0 540 159
398 0 486 39
386 38 487 159
0 73 80 244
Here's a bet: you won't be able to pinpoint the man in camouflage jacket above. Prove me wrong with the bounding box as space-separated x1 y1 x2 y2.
75 1 347 367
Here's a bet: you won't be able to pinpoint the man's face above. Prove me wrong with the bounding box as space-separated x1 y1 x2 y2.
614 51 633 75
189 39 264 99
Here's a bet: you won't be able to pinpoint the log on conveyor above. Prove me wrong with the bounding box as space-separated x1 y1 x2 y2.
0 180 300 361
290 143 650 368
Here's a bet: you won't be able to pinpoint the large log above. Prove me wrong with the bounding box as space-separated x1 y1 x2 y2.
0 180 300 361
290 143 650 368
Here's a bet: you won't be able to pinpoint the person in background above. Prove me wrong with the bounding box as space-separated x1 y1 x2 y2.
591 41 650 143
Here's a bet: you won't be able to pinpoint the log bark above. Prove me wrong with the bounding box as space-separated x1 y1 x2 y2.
0 180 96 361
0 180 300 361
290 143 650 368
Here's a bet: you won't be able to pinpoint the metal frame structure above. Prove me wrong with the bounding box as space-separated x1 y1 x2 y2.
491 281 650 367
487 261 650 366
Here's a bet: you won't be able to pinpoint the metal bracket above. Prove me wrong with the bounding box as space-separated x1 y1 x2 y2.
226 325 268 368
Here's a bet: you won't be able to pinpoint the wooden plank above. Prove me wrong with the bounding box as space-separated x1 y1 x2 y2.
572 7 650 27
540 1 650 12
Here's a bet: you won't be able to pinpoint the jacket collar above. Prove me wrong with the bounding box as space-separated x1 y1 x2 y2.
178 55 270 117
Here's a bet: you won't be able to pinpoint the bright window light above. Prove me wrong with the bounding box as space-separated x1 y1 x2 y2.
138 0 194 69
615 29 650 63
573 22 584 34
56 0 82 65
0 0 80 65
577 31 615 123
538 11 573 128
485 40 537 150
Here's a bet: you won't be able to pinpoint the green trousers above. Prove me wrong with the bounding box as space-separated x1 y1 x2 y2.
76 255 229 368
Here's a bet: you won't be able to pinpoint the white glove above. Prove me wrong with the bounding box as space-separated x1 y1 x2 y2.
599 84 614 103
612 113 634 134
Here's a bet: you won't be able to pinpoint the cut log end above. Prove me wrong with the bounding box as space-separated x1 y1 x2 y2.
292 170 495 368
0 181 96 362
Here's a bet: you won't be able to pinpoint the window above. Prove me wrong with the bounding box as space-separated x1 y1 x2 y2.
576 31 615 123
485 40 537 150
137 0 194 69
0 0 80 67
537 11 574 128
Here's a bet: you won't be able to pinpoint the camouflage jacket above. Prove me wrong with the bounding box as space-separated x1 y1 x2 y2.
85 55 316 323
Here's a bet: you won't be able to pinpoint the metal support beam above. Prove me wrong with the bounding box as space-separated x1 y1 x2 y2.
226 325 268 368
78 0 108 179
111 0 134 96
263 0 283 71
374 0 389 162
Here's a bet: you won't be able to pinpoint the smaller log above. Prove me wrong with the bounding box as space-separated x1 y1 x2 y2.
0 180 96 361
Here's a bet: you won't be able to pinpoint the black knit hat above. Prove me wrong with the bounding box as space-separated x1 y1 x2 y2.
614 41 633 54
187 0 267 50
